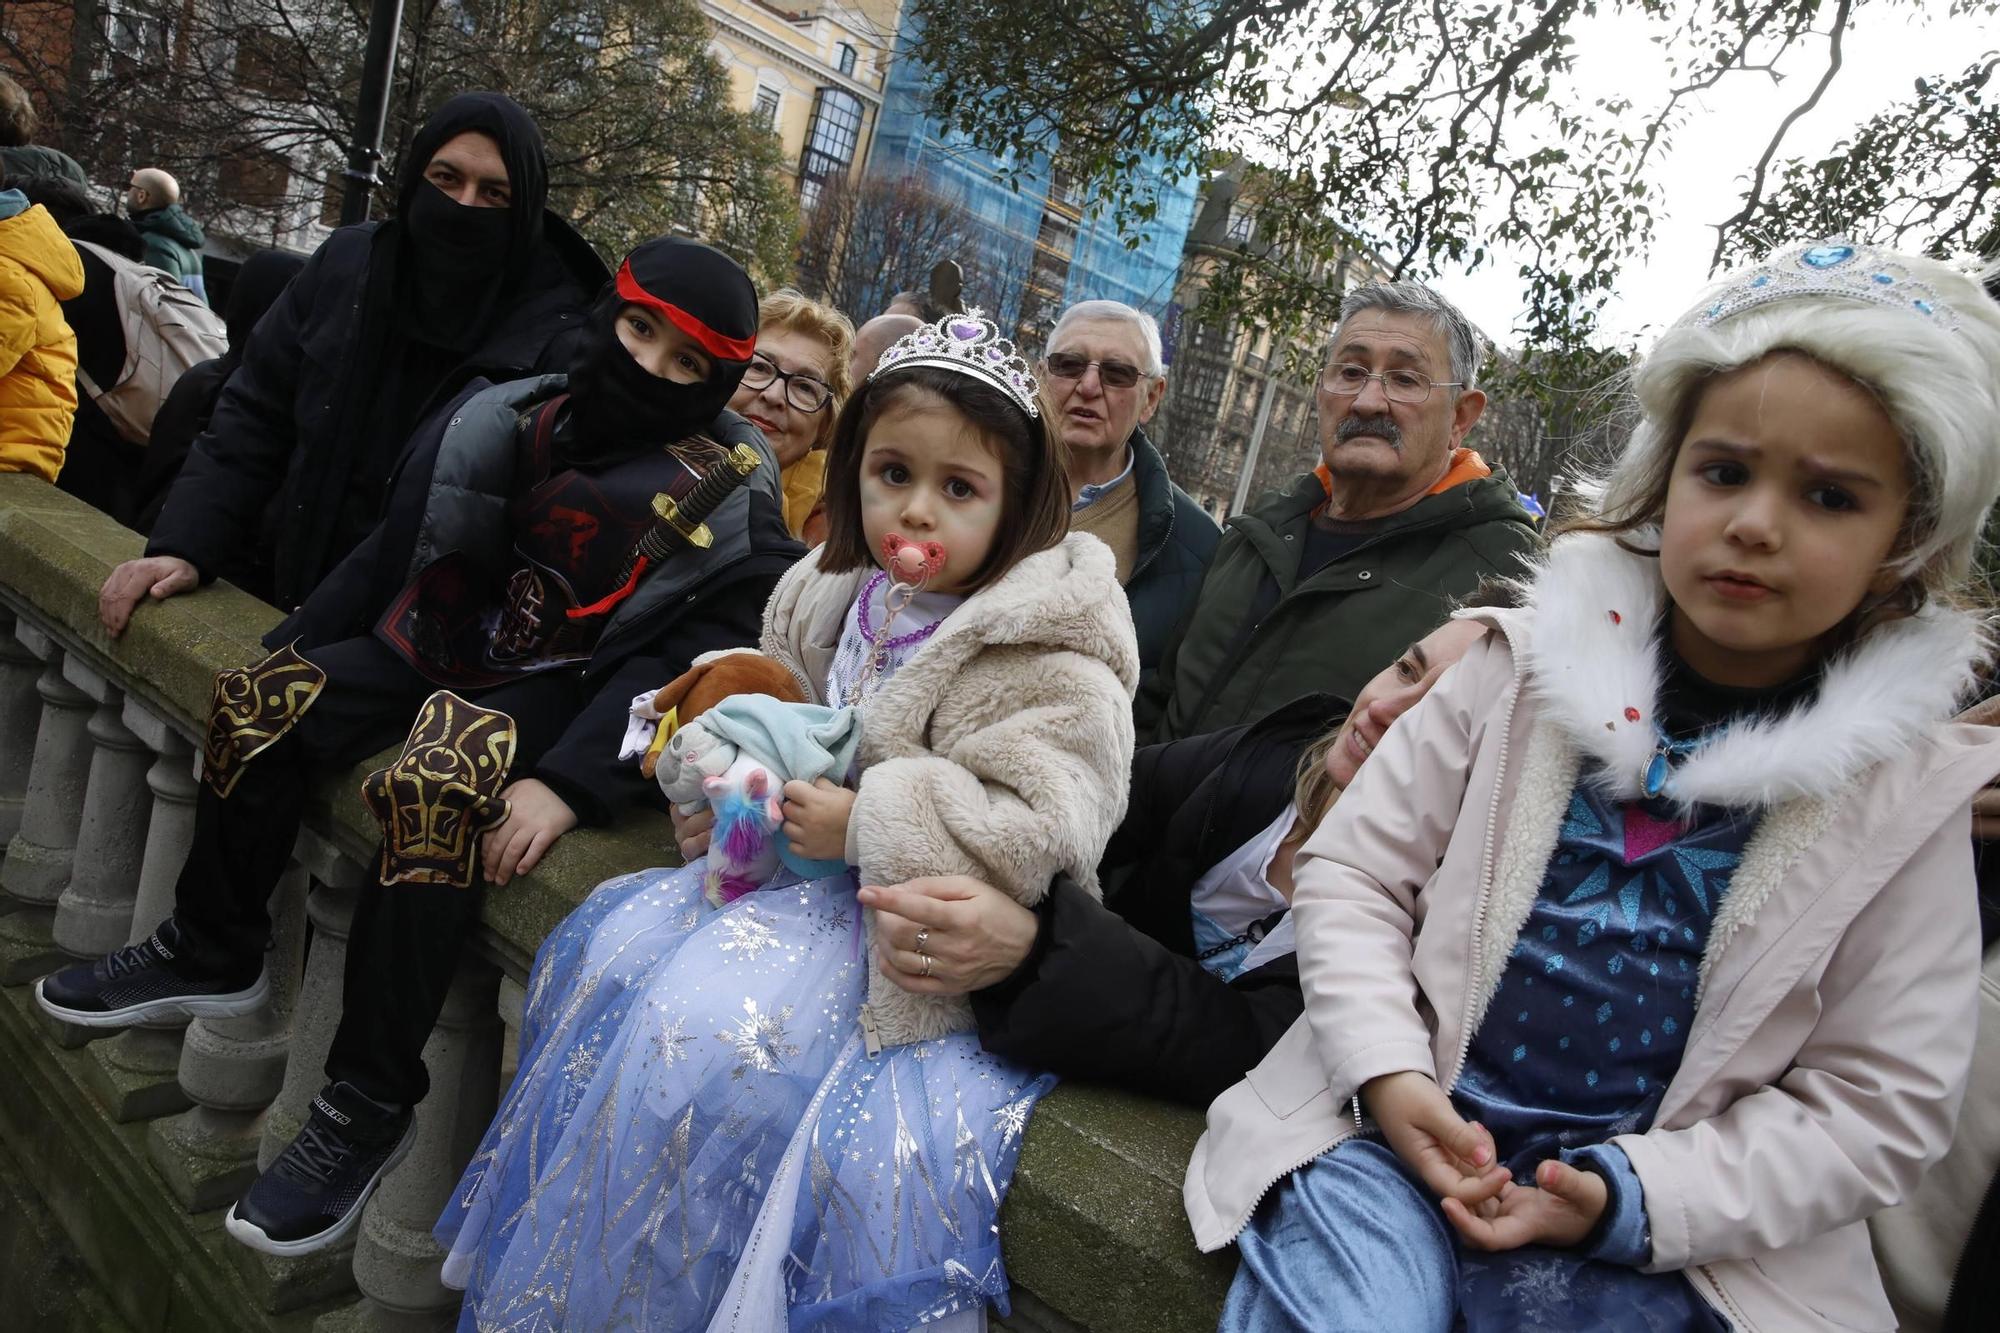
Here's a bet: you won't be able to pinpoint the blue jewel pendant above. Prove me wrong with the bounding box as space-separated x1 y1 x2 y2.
1643 752 1670 798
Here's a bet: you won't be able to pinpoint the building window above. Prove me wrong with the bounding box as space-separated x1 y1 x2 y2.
102 0 165 61
219 146 292 210
836 42 857 76
753 85 781 130
236 29 291 95
1226 205 1253 243
798 86 862 209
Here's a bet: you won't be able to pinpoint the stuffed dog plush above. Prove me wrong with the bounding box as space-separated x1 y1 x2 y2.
628 649 807 782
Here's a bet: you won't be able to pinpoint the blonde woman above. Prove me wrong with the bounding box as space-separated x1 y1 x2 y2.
727 288 853 543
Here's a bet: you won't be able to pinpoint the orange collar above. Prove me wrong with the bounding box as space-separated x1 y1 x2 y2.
1314 447 1490 503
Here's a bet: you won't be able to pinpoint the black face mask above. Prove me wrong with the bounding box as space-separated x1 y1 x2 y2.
404 184 517 346
561 311 744 468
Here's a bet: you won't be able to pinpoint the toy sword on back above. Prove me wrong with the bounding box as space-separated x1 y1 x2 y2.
568 443 764 623
622 442 763 581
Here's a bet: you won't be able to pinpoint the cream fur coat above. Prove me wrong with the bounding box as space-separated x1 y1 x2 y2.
759 532 1139 1047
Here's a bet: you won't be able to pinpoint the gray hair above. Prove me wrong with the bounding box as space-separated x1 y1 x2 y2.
1049 299 1165 377
1335 281 1484 389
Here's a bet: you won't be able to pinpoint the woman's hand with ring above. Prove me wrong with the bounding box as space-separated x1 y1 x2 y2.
858 876 1039 996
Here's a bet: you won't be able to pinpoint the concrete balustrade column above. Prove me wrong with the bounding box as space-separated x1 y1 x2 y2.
123 707 199 944
0 607 43 851
0 627 94 982
349 952 502 1323
53 661 154 961
224 831 375 1313
261 826 366 1172
148 861 309 1212
85 707 199 1122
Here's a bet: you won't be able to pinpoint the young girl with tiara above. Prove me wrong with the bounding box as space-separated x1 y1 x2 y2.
1184 241 2000 1331
436 310 1138 1330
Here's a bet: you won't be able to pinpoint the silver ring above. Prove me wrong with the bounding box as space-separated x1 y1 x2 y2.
914 927 931 951
918 952 934 978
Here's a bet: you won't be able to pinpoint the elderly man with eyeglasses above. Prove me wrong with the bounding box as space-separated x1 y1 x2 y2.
1136 281 1540 741
1041 299 1220 705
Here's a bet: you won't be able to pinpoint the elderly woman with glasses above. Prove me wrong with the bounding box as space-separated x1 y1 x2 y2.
728 288 854 544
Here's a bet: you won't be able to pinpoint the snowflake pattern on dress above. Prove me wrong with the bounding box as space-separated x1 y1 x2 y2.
435 617 1053 1331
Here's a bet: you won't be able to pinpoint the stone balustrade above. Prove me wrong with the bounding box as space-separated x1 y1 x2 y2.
0 474 1232 1332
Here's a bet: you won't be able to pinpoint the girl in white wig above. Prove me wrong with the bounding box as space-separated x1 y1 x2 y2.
1184 243 2000 1333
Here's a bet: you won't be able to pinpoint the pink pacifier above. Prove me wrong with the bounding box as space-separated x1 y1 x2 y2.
881 533 948 585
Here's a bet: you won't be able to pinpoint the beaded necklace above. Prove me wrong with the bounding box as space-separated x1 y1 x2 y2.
846 570 949 705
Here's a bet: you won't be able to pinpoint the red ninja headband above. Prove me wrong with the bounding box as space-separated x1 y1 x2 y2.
615 260 757 362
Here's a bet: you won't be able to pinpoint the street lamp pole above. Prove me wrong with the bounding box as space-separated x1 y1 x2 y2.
338 0 404 227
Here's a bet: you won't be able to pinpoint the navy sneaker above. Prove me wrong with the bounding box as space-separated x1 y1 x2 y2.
224 1082 413 1256
35 920 265 1027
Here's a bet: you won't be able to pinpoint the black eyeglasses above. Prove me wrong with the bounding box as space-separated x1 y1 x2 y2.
1042 352 1151 389
1318 362 1464 405
741 353 833 413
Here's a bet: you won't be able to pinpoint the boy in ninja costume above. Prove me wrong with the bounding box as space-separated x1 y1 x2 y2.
36 237 803 1257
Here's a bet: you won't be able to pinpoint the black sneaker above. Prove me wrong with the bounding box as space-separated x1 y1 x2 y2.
224 1082 414 1256
35 920 266 1028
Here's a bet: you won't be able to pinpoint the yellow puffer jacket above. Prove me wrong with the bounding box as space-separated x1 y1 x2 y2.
0 203 85 482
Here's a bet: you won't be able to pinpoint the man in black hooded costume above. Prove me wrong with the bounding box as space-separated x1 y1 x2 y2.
38 236 803 1258
99 91 609 617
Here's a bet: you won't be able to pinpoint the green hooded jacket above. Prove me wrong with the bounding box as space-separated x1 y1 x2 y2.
131 203 207 300
1136 465 1541 741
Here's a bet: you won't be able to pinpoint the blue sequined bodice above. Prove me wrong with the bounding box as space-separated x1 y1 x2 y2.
1453 779 1757 1173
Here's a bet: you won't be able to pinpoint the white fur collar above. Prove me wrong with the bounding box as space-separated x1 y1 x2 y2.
1498 533 1988 809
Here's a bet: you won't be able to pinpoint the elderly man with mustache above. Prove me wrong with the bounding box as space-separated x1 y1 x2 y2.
1134 281 1540 741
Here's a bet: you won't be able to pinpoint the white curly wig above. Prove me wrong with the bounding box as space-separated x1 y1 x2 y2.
1587 244 2000 599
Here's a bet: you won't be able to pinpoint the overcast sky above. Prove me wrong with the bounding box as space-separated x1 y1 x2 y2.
1434 4 1993 351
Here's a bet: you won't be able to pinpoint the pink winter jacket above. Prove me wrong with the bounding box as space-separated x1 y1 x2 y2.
1183 534 2000 1332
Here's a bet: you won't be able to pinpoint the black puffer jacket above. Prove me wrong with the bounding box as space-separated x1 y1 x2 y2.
972 691 1345 1106
147 217 606 607
269 375 804 824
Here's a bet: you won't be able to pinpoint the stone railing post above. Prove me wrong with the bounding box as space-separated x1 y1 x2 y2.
223 831 375 1312
261 826 366 1172
349 952 502 1324
0 626 94 982
0 607 42 850
148 861 309 1212
85 706 199 1122
53 660 154 961
122 707 199 950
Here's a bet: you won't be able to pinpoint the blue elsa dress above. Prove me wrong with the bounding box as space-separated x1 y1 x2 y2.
436 582 1056 1332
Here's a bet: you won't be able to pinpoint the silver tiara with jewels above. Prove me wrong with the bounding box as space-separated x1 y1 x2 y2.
1685 239 1959 332
868 308 1041 419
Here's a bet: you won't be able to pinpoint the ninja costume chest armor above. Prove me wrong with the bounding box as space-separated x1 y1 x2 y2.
377 397 708 689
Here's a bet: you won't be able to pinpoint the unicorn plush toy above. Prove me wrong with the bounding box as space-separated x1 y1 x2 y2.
621 534 951 906
623 649 863 906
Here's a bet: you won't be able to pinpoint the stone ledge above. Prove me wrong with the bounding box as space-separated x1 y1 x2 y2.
0 984 350 1331
0 474 1234 1331
1002 1085 1234 1330
0 474 653 974
0 1128 137 1333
